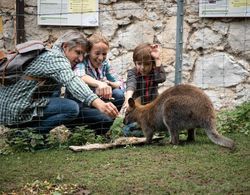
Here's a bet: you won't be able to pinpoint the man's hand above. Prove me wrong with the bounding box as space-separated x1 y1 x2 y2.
91 98 119 118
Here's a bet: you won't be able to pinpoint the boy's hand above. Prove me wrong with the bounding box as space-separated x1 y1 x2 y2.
120 102 128 116
150 44 161 67
150 44 160 59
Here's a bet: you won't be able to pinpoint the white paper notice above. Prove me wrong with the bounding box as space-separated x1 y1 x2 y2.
37 0 99 26
199 0 250 17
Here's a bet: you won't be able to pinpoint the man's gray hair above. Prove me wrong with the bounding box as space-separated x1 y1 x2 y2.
53 30 88 49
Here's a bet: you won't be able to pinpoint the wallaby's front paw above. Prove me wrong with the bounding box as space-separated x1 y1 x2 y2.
145 137 153 144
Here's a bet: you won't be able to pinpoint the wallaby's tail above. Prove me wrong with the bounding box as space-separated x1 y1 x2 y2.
204 125 235 149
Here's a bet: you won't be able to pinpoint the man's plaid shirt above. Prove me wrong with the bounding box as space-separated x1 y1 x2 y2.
0 46 98 125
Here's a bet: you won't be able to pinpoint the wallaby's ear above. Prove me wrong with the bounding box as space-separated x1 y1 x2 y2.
128 98 135 108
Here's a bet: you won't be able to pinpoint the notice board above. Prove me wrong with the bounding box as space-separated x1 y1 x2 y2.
199 0 250 17
37 0 99 26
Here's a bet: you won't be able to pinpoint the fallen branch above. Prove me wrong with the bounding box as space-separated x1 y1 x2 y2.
69 136 163 152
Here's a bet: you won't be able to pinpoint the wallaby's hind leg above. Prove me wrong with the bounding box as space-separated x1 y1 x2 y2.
187 129 196 142
163 117 179 145
169 129 179 145
143 126 154 144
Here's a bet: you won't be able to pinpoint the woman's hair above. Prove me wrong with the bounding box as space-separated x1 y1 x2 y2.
88 33 109 51
133 43 155 66
53 30 89 50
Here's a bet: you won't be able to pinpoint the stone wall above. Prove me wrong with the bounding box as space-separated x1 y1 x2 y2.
0 0 249 109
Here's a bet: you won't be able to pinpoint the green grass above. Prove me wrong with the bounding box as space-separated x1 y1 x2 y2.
1 102 249 194
0 132 249 194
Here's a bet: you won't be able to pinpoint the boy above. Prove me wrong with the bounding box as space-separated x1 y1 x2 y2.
122 43 166 136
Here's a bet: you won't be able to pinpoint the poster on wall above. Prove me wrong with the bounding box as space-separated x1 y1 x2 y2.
199 0 250 17
37 0 99 26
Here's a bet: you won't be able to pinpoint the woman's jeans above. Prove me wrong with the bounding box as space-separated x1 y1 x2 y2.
110 88 125 111
68 88 125 135
11 98 80 134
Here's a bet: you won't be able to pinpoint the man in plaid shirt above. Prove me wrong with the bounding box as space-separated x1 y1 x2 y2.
0 31 118 133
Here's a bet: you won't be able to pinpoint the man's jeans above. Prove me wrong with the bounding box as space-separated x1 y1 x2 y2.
17 88 124 134
13 98 79 133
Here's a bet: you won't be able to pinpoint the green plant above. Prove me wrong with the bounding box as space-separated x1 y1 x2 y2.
217 101 250 135
67 126 106 145
4 128 48 152
4 126 108 152
108 116 124 140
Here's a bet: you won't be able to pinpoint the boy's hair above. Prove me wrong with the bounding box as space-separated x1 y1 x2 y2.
88 33 109 51
133 43 155 66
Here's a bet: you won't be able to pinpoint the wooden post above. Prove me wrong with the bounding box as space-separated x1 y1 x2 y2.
16 0 25 44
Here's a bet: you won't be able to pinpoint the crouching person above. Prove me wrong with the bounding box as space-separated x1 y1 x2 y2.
66 33 124 135
0 30 118 134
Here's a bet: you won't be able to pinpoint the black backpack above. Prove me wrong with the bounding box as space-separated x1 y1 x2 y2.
0 40 46 86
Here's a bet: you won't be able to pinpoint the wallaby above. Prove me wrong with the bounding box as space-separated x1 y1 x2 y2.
124 84 235 149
